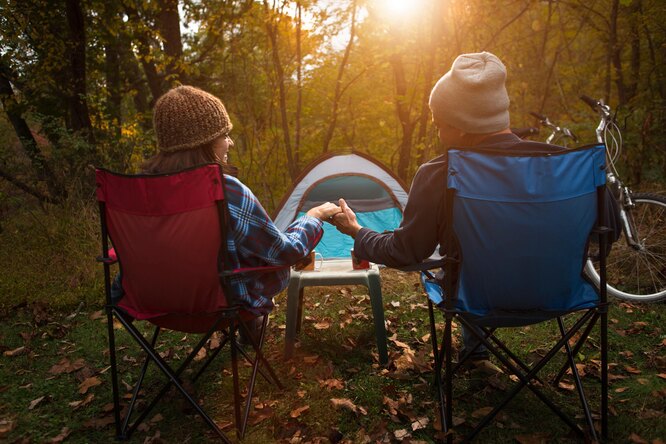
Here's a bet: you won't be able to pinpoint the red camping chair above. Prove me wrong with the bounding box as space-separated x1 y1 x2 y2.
95 164 283 442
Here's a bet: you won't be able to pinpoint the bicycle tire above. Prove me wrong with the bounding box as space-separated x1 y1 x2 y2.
585 192 666 302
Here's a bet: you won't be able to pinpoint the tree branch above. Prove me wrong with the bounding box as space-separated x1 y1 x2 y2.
0 166 56 204
483 2 531 49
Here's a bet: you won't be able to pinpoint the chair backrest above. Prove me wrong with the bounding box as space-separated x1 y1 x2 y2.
96 164 230 321
446 144 606 325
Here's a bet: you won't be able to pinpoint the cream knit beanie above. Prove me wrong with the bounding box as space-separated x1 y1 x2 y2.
153 85 233 152
429 52 510 134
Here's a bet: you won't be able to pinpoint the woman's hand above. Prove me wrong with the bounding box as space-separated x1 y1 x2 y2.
306 202 342 222
331 198 362 238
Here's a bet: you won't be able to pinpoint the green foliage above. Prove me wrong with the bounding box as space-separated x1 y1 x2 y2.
0 200 102 309
1 0 665 207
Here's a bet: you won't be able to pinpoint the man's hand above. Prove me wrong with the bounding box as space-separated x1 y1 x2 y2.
331 198 363 238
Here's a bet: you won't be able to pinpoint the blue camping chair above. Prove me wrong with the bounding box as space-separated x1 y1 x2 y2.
416 144 610 442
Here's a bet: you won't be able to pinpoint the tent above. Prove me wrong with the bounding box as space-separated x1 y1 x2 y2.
273 152 409 259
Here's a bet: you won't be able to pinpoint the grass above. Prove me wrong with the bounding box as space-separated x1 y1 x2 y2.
0 271 665 443
0 203 665 443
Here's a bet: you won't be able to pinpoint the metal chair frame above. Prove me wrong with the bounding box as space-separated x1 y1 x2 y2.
96 165 284 442
416 148 610 442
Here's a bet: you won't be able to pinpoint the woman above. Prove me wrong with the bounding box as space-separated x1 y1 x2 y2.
114 85 340 328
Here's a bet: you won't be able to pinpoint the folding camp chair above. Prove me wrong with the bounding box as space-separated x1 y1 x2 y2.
95 164 283 442
415 144 610 442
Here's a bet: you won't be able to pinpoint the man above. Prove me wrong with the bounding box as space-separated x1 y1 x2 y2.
331 51 563 369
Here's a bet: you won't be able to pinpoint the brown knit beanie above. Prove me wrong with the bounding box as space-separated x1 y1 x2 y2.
153 85 233 152
429 52 510 134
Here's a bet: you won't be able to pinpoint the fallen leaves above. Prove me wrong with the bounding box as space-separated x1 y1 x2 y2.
625 366 642 375
0 417 16 438
78 376 102 394
48 427 71 443
302 355 319 365
318 378 344 390
330 398 367 416
411 416 429 431
248 405 274 426
313 320 331 330
289 405 310 418
49 358 85 375
471 406 494 418
89 310 105 320
3 346 27 357
557 381 576 392
84 415 116 429
514 433 551 444
68 393 95 410
28 396 47 410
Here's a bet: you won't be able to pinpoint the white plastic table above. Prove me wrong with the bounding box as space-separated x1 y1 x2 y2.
283 259 388 365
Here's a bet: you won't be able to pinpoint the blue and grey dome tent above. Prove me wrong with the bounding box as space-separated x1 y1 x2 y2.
273 152 409 259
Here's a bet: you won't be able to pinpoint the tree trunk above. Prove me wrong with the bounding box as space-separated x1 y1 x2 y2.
102 2 122 139
390 53 414 181
294 1 302 166
609 0 627 105
105 43 122 139
626 0 641 103
0 68 65 201
157 0 186 85
124 4 164 105
416 0 440 166
65 0 94 144
322 0 357 154
264 0 297 180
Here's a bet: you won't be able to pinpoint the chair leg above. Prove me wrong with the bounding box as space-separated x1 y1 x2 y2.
601 309 608 440
458 314 593 441
193 334 230 382
238 315 280 438
284 277 302 360
230 325 243 439
367 271 389 365
115 311 232 443
296 288 305 334
552 312 599 385
557 317 597 441
444 311 454 444
484 329 544 385
427 300 447 436
122 326 161 434
106 306 123 439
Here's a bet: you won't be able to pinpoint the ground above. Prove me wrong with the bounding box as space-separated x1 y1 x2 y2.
0 269 665 443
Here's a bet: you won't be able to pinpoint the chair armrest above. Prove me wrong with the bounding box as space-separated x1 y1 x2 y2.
219 264 289 278
393 256 448 272
96 247 117 265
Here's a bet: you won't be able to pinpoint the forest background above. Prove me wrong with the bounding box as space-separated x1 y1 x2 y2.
0 0 665 307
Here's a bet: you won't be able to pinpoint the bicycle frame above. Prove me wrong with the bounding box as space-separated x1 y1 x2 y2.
591 99 642 251
530 111 578 147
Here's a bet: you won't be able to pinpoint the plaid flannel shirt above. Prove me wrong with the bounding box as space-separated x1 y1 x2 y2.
224 175 323 315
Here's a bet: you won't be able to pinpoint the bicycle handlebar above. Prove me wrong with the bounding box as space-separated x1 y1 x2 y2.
580 95 598 111
564 128 579 143
511 127 539 139
529 111 547 121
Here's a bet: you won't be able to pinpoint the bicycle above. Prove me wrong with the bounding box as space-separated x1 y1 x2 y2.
529 111 579 147
580 95 666 302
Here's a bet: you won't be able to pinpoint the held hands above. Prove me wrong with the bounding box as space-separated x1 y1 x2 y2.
331 198 362 238
306 201 342 221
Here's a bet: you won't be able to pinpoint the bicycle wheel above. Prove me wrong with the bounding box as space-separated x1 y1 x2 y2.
585 192 666 302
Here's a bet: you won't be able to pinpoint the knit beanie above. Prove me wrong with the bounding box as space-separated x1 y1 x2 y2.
429 52 510 134
153 85 233 152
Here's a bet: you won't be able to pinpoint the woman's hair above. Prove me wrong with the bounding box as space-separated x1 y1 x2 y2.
142 138 236 176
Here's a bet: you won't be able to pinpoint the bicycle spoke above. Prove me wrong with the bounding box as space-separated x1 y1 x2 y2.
588 195 666 301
